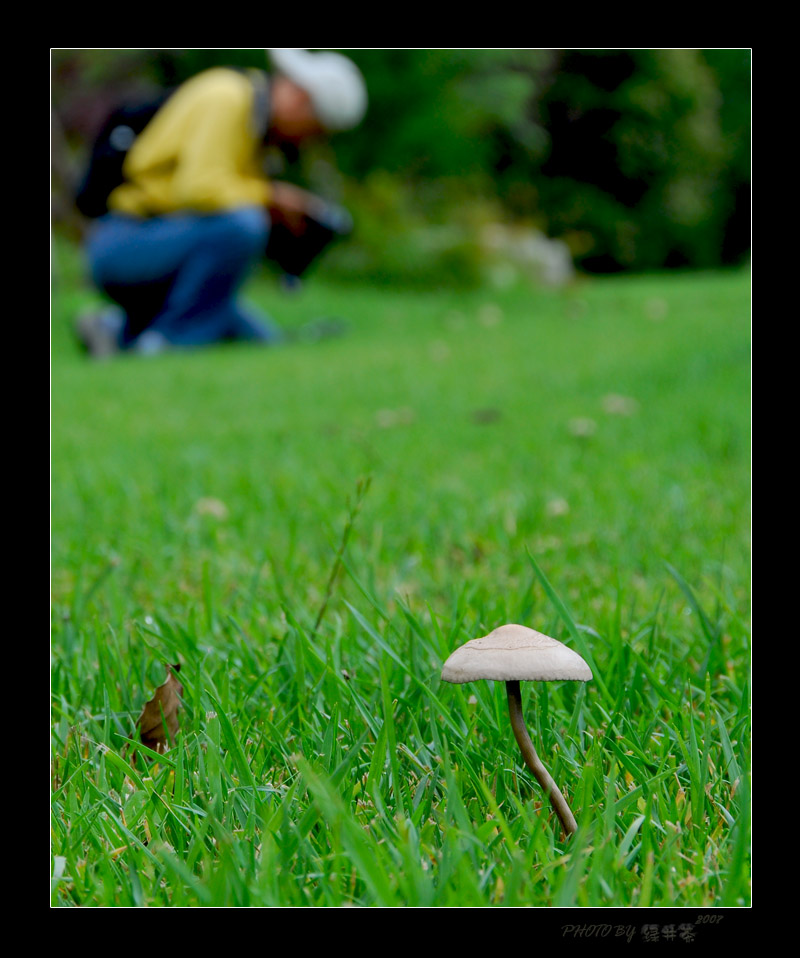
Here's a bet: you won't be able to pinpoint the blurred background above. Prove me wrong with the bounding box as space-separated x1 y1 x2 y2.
51 48 750 289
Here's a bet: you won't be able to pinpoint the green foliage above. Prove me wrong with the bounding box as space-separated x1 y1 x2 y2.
337 49 750 273
323 171 488 288
532 50 746 271
338 50 552 179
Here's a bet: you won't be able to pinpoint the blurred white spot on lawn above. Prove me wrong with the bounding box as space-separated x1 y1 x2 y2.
602 393 639 416
568 417 597 438
375 407 415 428
478 303 504 327
429 340 451 361
645 297 669 321
195 497 229 519
546 497 570 517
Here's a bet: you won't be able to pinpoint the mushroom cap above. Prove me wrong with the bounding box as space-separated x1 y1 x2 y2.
441 624 592 684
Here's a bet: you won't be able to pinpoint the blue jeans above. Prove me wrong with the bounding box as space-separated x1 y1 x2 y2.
87 207 282 349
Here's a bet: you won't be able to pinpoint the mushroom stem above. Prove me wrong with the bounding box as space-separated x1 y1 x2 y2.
505 680 578 838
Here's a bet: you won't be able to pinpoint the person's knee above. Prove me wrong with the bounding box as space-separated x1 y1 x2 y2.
213 208 270 261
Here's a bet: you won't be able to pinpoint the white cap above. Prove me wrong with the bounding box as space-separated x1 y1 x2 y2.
268 48 367 131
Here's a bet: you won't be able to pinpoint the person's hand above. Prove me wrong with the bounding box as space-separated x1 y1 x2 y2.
270 181 314 216
268 181 320 236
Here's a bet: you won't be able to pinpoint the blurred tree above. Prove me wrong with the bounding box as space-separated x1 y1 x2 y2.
336 50 552 180
340 48 750 272
702 48 751 265
533 49 747 271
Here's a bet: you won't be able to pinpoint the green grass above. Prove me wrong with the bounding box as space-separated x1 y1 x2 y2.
51 242 750 907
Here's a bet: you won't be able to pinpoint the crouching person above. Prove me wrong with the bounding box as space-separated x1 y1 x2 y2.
77 49 367 357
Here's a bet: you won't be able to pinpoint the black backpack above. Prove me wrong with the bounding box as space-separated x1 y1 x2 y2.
75 91 172 219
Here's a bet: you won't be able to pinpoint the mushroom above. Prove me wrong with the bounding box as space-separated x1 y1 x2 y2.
441 623 591 838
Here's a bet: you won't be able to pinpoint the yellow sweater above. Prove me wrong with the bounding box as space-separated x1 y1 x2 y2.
109 68 272 216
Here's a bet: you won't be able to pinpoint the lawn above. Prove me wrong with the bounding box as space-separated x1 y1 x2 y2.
51 244 750 909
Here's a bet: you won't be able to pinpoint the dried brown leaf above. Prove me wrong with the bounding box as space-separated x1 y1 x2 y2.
137 663 183 753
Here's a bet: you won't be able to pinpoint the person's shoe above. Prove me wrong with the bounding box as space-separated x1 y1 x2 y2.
75 307 123 359
134 330 169 356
